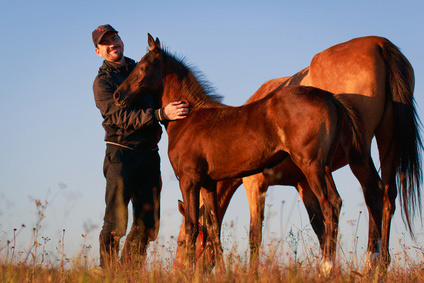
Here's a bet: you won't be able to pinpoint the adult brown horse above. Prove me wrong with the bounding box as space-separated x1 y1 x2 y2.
177 36 422 271
114 34 380 274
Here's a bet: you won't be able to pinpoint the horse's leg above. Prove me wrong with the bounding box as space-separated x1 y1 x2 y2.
179 175 201 269
243 173 268 266
201 184 225 272
244 173 327 266
374 109 397 269
348 150 385 270
377 157 397 269
381 178 396 268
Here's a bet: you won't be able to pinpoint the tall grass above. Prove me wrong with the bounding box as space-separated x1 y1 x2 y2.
1 199 423 282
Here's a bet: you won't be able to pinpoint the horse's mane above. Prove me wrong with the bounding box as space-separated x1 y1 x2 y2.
161 47 224 109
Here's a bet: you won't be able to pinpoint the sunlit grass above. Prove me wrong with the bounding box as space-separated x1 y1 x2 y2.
1 198 424 282
1 242 424 282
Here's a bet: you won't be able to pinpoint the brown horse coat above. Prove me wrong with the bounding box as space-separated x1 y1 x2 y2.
179 36 421 270
114 34 374 273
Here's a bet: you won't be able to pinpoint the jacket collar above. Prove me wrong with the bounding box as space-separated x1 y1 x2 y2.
100 57 136 73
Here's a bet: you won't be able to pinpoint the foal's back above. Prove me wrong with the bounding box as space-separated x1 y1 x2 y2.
167 85 340 181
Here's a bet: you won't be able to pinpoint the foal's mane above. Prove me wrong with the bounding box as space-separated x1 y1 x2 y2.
161 47 224 109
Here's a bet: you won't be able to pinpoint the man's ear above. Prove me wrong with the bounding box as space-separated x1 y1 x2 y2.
95 48 102 57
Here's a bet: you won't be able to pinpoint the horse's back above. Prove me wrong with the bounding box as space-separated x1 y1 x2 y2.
309 37 387 93
247 77 290 103
248 67 311 104
304 36 396 144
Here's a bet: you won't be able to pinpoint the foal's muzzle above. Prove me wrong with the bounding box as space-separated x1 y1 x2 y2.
114 91 126 107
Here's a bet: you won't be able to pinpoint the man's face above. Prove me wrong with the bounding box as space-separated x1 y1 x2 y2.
95 32 124 63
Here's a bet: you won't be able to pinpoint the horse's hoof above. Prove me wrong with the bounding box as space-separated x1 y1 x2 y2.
320 259 334 276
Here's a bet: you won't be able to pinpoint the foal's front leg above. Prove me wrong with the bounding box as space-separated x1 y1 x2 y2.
201 183 226 272
179 175 202 269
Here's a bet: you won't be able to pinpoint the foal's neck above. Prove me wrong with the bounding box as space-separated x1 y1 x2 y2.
163 72 220 111
162 73 184 107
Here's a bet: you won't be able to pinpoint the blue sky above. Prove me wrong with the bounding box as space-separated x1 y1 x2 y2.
1 1 423 266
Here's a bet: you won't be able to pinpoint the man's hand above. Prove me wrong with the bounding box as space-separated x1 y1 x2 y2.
163 101 190 120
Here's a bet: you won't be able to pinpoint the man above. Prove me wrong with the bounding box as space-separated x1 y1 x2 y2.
92 24 189 268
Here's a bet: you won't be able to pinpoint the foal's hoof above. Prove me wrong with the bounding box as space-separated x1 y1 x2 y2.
320 259 334 277
364 251 382 274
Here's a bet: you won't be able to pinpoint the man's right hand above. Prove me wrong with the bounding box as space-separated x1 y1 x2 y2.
163 101 190 120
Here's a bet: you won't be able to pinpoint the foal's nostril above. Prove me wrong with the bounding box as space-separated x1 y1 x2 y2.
114 91 121 105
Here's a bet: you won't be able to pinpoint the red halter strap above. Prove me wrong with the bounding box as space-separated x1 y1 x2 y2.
196 222 205 258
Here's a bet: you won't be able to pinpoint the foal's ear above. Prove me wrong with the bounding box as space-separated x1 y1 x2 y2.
178 200 185 216
147 33 161 54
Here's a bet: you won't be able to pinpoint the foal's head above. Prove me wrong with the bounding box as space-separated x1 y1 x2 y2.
114 33 223 109
114 34 164 107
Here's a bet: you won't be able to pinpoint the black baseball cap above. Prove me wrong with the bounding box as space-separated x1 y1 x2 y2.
92 24 118 46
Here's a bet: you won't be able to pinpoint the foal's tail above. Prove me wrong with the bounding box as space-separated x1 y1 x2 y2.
331 94 366 159
381 39 423 232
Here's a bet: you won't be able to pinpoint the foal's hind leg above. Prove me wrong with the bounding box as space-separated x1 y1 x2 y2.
296 179 326 251
298 163 340 275
321 167 343 274
348 150 385 270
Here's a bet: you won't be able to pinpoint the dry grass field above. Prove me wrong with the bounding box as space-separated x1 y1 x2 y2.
1 207 423 282
1 243 424 282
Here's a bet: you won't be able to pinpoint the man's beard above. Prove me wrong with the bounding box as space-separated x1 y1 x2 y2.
109 47 123 62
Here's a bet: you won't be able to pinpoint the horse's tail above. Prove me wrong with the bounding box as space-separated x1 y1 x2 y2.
381 39 423 233
331 94 365 158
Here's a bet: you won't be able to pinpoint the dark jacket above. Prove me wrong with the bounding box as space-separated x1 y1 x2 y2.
93 57 165 151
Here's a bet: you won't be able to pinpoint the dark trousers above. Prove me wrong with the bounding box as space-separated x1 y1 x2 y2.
99 144 161 268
